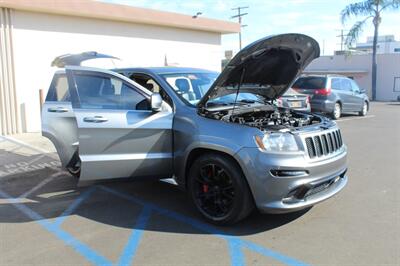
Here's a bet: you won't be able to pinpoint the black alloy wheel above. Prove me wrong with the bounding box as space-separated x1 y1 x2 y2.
188 153 254 225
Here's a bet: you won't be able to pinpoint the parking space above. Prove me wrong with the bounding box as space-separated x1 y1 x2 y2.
1 102 399 266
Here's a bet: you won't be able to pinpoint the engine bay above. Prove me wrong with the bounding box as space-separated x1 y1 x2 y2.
204 106 322 131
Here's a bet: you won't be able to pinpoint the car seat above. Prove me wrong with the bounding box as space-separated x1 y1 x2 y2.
175 78 195 101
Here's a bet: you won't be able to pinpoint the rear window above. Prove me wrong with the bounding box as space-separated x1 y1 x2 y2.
46 74 70 102
292 77 326 90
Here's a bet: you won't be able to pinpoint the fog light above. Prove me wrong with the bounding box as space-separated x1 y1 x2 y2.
270 170 308 177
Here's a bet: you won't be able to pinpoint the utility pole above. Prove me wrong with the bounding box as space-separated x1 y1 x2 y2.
336 29 349 51
231 6 249 50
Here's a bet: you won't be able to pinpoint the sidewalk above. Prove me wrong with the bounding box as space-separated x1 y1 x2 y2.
1 133 56 154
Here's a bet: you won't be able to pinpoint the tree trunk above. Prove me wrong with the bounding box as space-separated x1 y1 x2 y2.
371 17 380 101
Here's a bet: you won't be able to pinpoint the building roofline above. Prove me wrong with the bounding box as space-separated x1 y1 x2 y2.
0 0 240 34
304 69 369 74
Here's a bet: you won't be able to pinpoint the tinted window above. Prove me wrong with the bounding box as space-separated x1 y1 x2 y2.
130 73 172 106
46 74 70 101
292 77 326 90
74 74 148 110
341 79 352 91
350 80 360 93
331 78 341 90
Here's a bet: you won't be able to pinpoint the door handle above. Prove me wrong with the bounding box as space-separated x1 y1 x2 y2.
83 116 108 123
48 107 69 113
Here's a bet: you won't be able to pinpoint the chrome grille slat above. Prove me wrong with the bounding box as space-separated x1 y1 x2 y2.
327 133 334 152
302 129 344 159
314 136 323 157
305 137 316 158
321 134 328 155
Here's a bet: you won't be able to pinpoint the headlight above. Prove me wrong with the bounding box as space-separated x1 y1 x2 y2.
255 133 299 152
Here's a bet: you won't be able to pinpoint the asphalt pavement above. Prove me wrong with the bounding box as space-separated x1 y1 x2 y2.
0 102 399 266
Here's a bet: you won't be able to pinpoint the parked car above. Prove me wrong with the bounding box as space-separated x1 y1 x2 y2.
42 34 347 225
275 88 311 111
292 75 369 119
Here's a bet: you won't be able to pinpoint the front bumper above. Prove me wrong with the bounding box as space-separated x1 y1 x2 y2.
235 145 347 213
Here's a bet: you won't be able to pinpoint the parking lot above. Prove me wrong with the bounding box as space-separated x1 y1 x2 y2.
0 102 399 266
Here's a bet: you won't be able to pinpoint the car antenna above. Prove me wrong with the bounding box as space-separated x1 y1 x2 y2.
231 68 246 117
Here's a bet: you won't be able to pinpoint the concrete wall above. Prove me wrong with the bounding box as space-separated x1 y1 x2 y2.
0 8 20 135
305 53 400 101
11 10 222 132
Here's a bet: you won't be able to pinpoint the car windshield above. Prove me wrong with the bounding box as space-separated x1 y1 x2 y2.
160 72 264 106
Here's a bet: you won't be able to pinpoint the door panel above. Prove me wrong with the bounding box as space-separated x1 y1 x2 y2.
74 109 173 181
340 79 358 111
41 74 78 167
65 66 173 181
350 80 364 111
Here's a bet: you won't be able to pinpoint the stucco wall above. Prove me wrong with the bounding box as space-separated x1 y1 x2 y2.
12 10 222 132
305 54 400 101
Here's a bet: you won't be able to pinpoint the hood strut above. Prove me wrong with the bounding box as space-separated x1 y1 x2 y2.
231 67 247 115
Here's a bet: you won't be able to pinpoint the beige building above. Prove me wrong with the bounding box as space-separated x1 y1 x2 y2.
305 53 400 101
0 0 239 135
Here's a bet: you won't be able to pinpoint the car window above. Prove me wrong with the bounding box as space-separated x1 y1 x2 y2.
292 77 326 90
331 78 341 90
73 73 149 110
341 79 352 91
130 73 173 106
46 74 71 102
160 72 218 106
350 80 361 93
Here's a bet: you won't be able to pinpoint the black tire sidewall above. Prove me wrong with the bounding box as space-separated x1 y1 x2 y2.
187 154 252 225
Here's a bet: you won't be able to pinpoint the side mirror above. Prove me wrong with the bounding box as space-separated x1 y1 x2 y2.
359 89 366 94
150 93 163 112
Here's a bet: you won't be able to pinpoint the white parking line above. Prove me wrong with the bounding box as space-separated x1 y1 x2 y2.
17 172 63 199
337 115 375 122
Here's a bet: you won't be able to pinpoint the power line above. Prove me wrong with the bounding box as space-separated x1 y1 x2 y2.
231 6 249 50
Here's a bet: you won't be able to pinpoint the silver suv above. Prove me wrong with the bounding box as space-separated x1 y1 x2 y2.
42 34 348 225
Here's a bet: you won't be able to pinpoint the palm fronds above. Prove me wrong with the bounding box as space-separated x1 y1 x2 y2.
341 0 375 23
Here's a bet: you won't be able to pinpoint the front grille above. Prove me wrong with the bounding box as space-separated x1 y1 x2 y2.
304 130 343 159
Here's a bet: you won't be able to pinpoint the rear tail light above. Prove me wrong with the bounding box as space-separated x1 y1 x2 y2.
306 96 310 104
314 88 331 96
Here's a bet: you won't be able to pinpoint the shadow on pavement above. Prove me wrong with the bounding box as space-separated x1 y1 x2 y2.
0 163 310 236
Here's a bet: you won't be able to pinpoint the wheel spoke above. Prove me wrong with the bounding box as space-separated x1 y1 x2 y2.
194 163 235 219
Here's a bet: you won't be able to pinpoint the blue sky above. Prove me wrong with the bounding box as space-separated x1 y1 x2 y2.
101 0 400 56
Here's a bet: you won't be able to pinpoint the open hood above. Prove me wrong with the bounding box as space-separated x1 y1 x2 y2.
197 33 320 109
51 51 119 68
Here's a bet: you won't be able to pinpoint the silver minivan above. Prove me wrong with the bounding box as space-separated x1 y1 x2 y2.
42 34 348 225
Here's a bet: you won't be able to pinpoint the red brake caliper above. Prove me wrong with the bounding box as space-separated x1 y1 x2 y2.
202 184 209 193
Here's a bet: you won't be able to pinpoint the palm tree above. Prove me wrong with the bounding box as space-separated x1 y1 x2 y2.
341 0 400 100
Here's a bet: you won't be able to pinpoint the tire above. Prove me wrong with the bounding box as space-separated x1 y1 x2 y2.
187 153 254 225
359 101 368 116
67 158 81 178
331 102 341 120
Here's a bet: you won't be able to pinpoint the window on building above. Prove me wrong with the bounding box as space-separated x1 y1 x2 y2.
394 48 400 53
394 77 400 92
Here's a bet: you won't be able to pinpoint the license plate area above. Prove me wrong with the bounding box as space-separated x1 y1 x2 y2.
289 101 302 108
